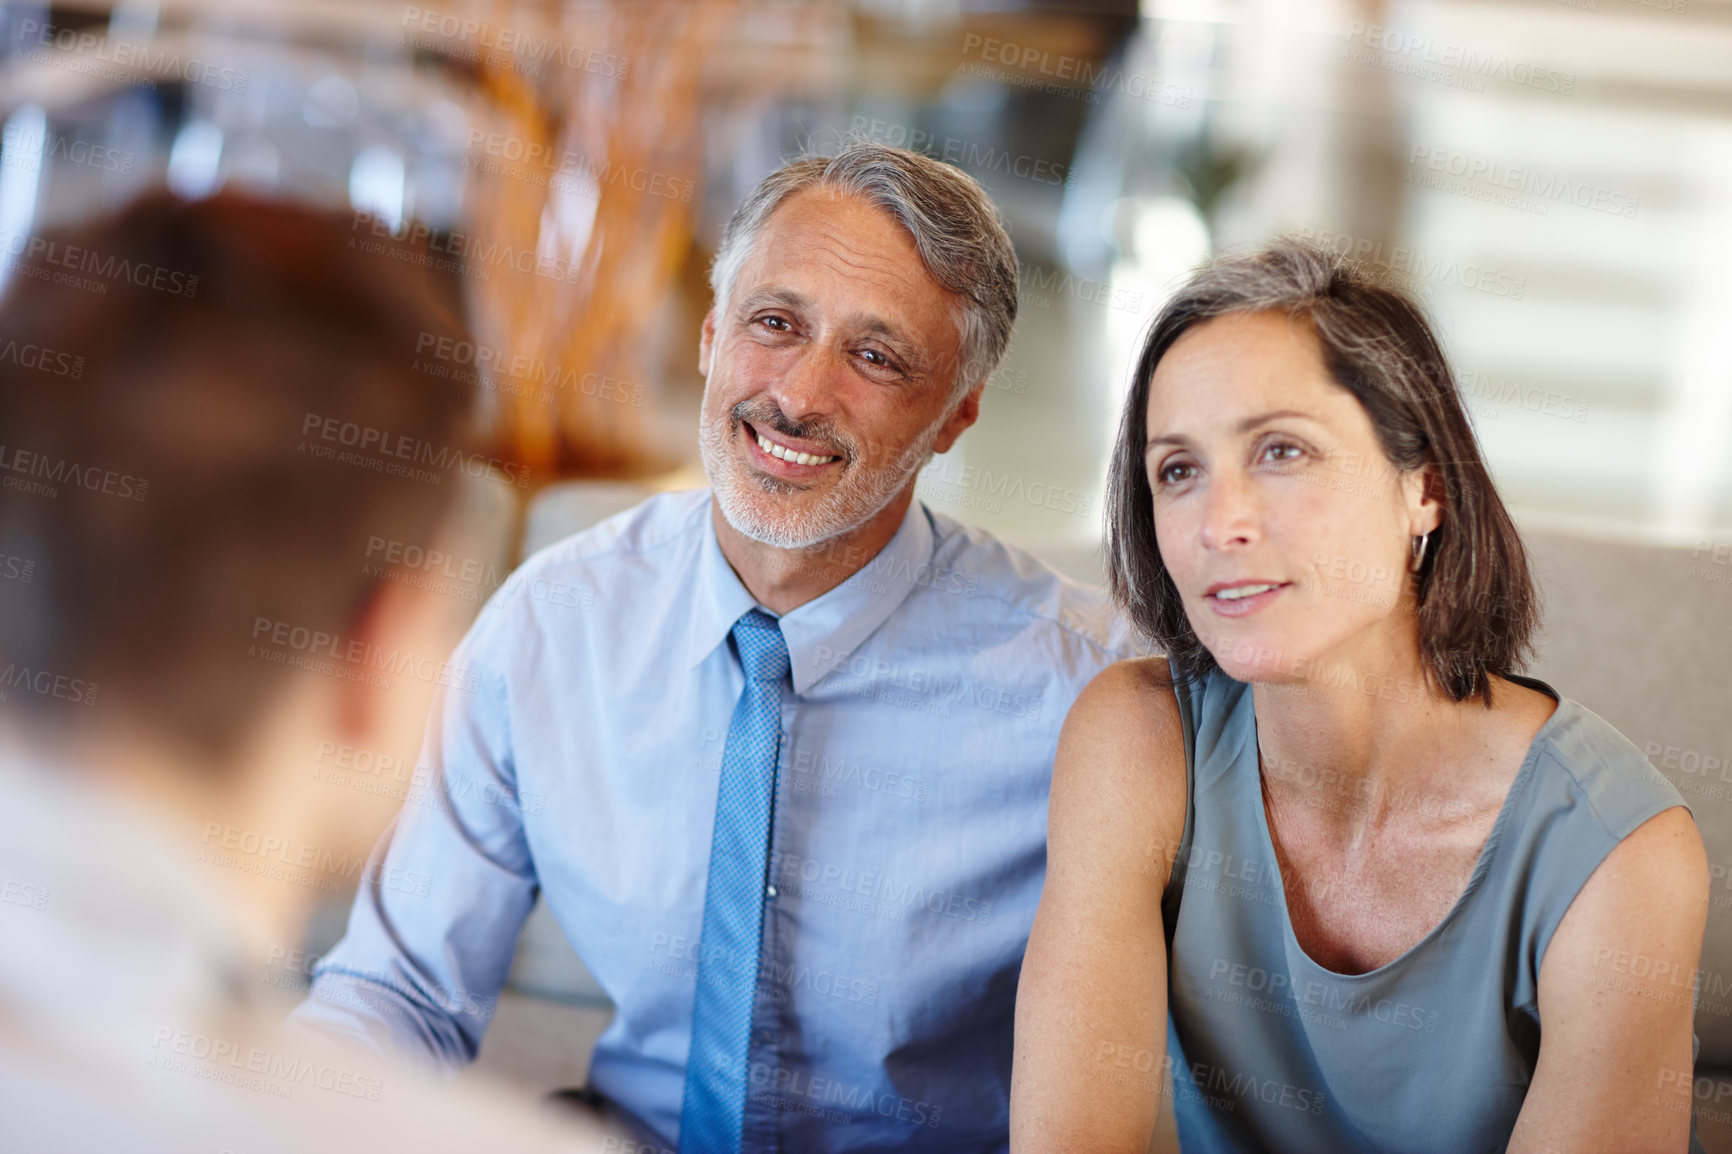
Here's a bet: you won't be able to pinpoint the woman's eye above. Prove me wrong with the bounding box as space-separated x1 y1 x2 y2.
1157 461 1197 486
1261 440 1303 464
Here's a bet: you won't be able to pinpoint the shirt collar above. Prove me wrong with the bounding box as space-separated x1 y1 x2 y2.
685 498 761 675
685 493 936 696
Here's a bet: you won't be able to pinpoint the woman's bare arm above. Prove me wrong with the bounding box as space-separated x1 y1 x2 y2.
1011 658 1190 1153
1508 806 1709 1154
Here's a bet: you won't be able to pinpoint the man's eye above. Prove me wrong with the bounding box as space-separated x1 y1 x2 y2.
854 347 908 377
758 315 792 332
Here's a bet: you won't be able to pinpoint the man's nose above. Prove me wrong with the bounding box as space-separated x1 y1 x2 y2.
767 345 845 425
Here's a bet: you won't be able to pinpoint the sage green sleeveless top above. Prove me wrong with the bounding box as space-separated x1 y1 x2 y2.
1160 667 1705 1152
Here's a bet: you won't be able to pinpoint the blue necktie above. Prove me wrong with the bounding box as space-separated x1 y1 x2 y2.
679 609 790 1153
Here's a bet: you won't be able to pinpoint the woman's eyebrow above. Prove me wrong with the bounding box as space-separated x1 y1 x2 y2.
1145 409 1319 450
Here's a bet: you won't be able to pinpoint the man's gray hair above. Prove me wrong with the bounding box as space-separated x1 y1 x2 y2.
708 141 1019 402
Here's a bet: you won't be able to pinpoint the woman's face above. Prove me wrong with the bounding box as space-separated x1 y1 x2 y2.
1143 310 1438 686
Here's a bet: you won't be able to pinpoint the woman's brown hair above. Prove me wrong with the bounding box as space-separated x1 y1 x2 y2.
1105 237 1538 704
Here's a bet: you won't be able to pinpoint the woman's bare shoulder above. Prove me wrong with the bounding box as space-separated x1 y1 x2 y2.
1073 655 1181 720
1051 657 1188 881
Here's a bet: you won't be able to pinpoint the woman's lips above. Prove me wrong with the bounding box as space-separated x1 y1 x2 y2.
1204 582 1289 618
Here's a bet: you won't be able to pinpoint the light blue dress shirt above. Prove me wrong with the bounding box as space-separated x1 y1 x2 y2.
294 488 1142 1151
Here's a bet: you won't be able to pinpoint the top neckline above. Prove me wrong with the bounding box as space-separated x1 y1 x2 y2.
1241 676 1570 982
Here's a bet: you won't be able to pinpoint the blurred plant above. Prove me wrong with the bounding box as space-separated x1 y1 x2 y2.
455 0 739 481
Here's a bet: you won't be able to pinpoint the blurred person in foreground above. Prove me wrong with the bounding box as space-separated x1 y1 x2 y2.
292 141 1143 1152
0 191 614 1153
1011 240 1709 1152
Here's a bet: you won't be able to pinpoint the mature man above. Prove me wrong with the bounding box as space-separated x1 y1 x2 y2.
0 192 613 1151
294 142 1142 1151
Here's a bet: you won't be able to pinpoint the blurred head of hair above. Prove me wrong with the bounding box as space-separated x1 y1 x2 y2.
0 190 478 767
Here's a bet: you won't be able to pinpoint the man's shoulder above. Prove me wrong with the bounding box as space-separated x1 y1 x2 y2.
465 489 708 646
918 504 1149 664
520 486 711 577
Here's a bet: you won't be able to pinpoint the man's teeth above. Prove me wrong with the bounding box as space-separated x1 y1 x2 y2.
755 431 838 466
1215 584 1277 601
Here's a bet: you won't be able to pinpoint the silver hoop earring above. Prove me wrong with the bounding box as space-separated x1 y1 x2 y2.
1409 531 1430 573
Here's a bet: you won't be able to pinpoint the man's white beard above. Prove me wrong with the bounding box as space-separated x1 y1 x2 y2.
699 397 943 550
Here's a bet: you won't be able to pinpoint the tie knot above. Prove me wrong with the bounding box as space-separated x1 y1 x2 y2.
731 609 789 683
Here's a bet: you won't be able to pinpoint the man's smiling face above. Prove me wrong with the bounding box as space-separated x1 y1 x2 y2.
697 187 977 550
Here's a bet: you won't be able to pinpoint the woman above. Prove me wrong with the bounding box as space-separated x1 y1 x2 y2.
1011 240 1709 1153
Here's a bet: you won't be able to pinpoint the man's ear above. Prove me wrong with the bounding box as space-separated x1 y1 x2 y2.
932 384 985 455
698 309 717 379
332 574 449 744
332 579 395 743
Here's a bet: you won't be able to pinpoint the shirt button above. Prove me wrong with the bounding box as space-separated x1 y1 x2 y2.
766 884 778 898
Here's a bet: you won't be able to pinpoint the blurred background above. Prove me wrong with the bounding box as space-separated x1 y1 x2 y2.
5 0 1731 1144
9 0 1730 549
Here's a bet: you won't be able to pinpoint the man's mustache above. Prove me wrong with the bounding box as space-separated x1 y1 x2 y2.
731 399 853 462
726 398 934 474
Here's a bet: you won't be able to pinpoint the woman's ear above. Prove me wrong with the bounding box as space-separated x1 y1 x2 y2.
1405 462 1445 538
